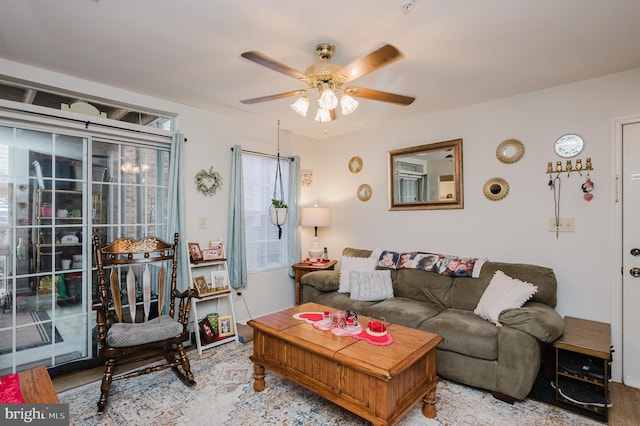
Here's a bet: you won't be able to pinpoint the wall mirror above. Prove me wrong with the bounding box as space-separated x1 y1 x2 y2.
389 138 463 210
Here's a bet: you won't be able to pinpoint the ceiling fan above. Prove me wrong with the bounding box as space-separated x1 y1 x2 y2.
240 43 415 123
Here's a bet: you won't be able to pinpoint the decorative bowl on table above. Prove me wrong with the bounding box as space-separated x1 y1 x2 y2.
366 321 387 337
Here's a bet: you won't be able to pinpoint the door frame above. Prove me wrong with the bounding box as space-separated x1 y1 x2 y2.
612 114 640 384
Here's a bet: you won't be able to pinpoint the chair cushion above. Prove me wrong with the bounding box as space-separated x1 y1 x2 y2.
106 315 184 347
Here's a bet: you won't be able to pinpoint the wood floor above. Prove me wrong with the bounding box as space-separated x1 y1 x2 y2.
52 356 640 425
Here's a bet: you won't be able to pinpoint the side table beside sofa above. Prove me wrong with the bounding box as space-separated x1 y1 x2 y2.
300 247 565 402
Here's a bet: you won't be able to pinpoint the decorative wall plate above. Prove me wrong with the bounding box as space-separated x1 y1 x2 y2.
496 139 525 164
483 177 510 201
554 134 584 158
357 184 372 201
349 156 363 173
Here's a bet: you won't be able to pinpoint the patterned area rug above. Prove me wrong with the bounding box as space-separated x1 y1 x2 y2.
59 342 600 425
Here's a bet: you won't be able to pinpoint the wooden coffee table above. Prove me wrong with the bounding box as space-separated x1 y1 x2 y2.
248 302 443 426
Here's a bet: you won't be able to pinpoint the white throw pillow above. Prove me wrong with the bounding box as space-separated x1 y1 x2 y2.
474 270 538 327
349 270 394 301
338 255 377 293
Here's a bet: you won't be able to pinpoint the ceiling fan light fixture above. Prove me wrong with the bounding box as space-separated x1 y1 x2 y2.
340 94 359 115
318 83 338 110
315 107 332 123
291 96 310 117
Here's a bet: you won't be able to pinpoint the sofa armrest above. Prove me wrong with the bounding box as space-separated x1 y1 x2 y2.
498 302 564 343
300 270 340 292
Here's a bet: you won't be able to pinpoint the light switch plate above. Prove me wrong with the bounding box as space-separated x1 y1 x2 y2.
549 217 574 232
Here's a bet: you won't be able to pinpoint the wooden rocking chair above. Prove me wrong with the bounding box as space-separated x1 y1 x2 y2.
92 233 196 412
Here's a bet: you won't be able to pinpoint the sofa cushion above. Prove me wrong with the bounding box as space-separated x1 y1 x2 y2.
450 261 557 310
350 270 394 301
420 309 499 361
366 297 444 328
392 269 452 307
308 290 378 314
474 271 537 327
338 255 377 293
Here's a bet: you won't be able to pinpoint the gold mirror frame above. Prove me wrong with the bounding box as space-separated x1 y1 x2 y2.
357 184 372 201
496 139 524 164
483 177 510 201
389 139 463 210
349 156 363 173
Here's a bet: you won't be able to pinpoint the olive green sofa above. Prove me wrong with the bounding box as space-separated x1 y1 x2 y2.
300 247 564 402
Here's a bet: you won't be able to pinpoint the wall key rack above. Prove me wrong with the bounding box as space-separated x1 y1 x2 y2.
546 157 593 176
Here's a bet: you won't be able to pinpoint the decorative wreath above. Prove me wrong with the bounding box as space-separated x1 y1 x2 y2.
195 167 223 196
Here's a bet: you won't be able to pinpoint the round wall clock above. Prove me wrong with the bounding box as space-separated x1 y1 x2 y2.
496 139 525 164
554 134 584 158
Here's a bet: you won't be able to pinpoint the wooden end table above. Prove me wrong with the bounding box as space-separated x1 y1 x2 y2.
553 316 611 421
292 260 337 305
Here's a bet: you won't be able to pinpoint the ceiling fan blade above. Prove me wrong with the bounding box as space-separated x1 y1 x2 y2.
345 87 415 106
240 90 306 104
337 44 404 84
241 51 309 82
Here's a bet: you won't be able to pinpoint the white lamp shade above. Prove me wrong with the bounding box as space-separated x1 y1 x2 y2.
301 206 330 227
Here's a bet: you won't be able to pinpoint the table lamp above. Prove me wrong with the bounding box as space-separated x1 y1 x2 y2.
301 205 330 261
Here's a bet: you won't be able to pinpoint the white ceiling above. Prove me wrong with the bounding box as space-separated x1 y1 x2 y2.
1 0 639 140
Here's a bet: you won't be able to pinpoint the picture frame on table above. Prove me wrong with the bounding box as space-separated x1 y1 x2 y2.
192 275 209 297
198 318 217 344
206 240 225 259
202 249 221 261
218 315 234 338
210 270 230 291
188 242 203 262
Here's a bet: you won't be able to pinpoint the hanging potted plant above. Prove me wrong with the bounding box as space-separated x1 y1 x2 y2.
269 121 288 239
269 198 288 228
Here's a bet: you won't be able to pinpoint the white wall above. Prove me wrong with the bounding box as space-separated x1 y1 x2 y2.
0 58 312 323
294 69 640 382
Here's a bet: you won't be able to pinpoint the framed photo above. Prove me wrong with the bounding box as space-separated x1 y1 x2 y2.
198 318 217 344
202 248 223 261
192 275 209 297
218 315 234 338
207 240 225 259
188 242 203 262
210 270 229 291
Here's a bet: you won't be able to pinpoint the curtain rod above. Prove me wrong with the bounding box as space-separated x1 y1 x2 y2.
231 147 295 161
0 104 175 139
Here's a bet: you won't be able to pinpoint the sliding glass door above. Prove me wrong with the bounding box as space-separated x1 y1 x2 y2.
0 123 170 375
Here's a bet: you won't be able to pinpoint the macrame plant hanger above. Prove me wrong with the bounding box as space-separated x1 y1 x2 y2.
269 120 288 239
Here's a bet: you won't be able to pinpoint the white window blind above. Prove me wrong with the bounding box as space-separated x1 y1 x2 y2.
242 153 289 272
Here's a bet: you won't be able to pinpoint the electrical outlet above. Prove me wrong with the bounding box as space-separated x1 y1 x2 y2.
234 291 243 302
549 217 574 232
198 217 206 229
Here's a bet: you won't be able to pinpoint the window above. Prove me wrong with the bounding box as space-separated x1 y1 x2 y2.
242 153 289 272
